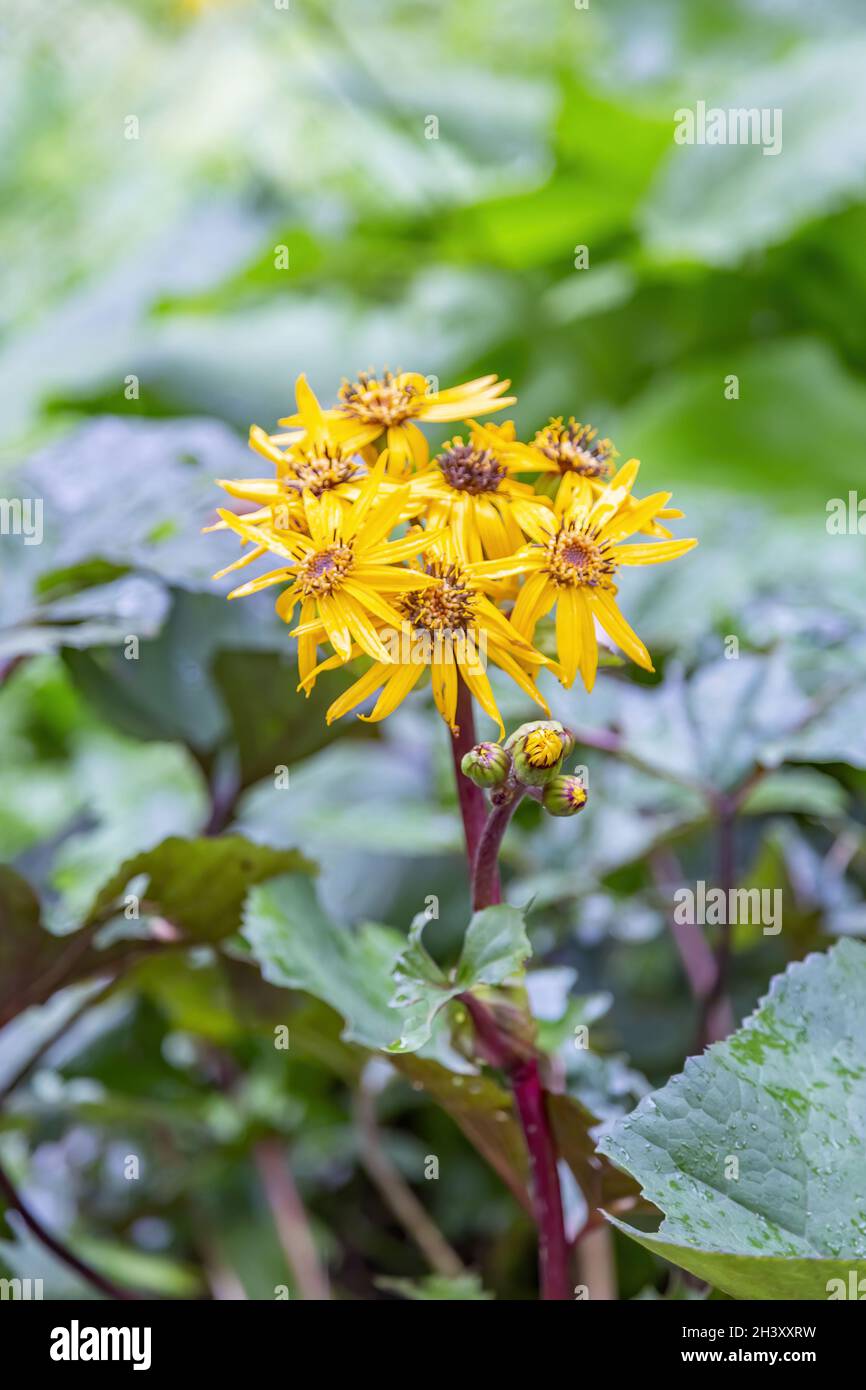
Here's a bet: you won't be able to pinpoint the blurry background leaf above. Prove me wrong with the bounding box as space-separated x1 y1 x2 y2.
87 835 315 940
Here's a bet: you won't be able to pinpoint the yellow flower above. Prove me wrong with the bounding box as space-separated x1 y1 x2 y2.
411 420 555 565
209 375 416 536
301 560 551 738
280 369 516 475
522 419 683 539
476 462 697 692
531 418 619 482
212 455 445 685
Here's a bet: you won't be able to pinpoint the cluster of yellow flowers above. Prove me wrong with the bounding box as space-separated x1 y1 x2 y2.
209 371 696 737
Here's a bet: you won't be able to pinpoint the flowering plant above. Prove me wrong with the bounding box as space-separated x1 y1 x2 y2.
210 368 696 1298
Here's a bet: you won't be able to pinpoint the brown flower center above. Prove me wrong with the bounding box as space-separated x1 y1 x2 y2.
398 565 476 634
298 544 354 596
338 371 423 427
437 443 506 495
286 447 361 497
546 526 616 589
535 419 616 479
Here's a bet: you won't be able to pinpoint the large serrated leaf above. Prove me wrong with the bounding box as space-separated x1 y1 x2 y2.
599 940 866 1299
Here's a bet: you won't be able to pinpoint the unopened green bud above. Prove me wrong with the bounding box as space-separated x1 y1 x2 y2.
461 742 511 788
508 720 569 787
542 774 588 817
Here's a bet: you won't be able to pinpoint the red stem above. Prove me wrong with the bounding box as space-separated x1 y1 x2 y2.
449 692 570 1301
450 677 496 882
458 992 571 1300
511 1058 571 1300
471 795 521 910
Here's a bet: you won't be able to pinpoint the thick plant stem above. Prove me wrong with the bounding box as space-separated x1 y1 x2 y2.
449 697 570 1301
449 678 496 883
471 794 522 910
511 1058 571 1300
459 993 571 1300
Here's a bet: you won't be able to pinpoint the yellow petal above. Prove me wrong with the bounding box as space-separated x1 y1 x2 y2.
510 570 556 637
470 548 543 581
276 584 302 625
296 599 319 685
555 586 580 687
294 374 328 444
599 491 671 542
607 458 640 493
341 584 403 636
610 538 697 565
458 665 504 740
473 496 513 559
248 425 289 469
588 588 653 671
575 589 598 692
430 657 458 730
227 568 295 599
354 486 413 551
488 644 550 714
338 591 397 662
326 662 392 723
211 544 269 580
359 661 425 722
404 422 429 469
386 426 414 476
217 508 305 561
351 564 438 591
318 594 353 660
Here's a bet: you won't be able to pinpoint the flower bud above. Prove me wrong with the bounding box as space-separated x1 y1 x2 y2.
508 720 569 786
558 726 576 759
542 775 588 817
461 742 511 788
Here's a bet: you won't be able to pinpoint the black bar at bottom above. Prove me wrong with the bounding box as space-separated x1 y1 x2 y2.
0 1295 857 1374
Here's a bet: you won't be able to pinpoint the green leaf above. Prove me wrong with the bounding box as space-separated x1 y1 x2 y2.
0 866 71 1029
63 590 283 755
376 1273 494 1300
641 41 866 267
553 653 812 795
0 839 310 1027
621 338 866 504
48 733 210 927
389 905 531 1054
242 873 406 1051
0 575 169 663
87 836 314 940
599 940 866 1299
740 767 849 818
455 904 531 989
773 686 866 772
211 648 368 787
388 1053 533 1213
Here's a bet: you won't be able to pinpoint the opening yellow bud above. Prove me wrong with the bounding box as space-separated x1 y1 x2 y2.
524 728 564 769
